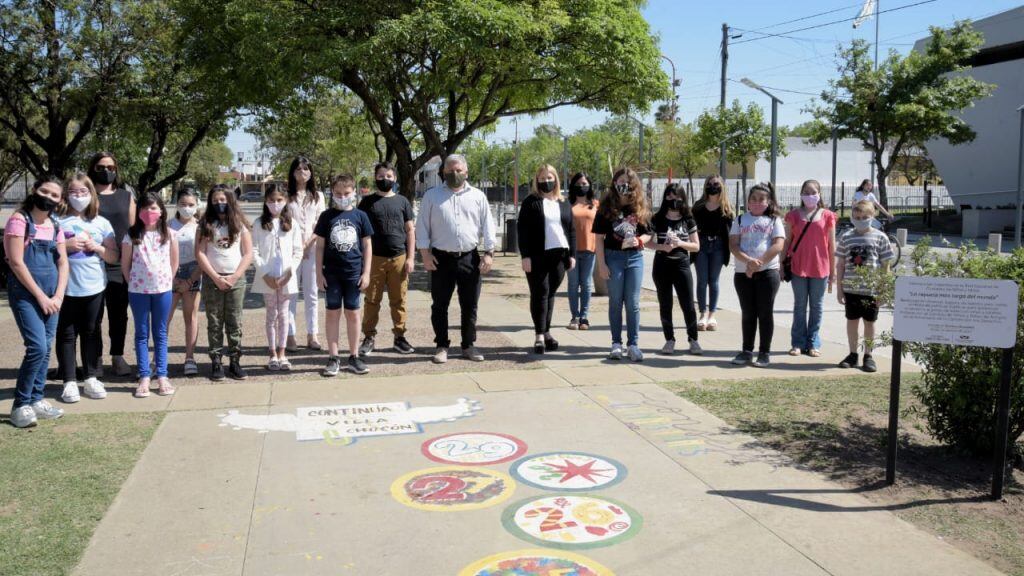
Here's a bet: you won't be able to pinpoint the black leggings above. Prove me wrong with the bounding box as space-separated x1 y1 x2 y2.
734 269 781 353
653 256 698 343
102 280 129 357
525 249 568 334
56 292 105 382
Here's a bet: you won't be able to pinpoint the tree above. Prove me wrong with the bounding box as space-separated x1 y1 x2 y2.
653 121 712 197
891 141 937 185
196 0 669 199
696 100 781 193
805 21 993 205
187 139 232 192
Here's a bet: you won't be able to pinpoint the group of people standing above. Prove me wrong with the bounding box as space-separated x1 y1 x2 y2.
4 150 895 429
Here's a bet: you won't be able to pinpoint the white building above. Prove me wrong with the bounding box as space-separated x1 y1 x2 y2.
754 136 873 186
914 6 1024 210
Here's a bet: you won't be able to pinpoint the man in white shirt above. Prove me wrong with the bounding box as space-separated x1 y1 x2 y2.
416 154 496 364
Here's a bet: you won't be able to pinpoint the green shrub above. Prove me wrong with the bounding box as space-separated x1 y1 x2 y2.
889 240 1024 458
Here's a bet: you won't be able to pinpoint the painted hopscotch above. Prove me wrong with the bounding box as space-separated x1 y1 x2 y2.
422 432 528 465
458 549 615 576
501 495 642 550
390 466 516 512
510 452 626 491
216 397 481 443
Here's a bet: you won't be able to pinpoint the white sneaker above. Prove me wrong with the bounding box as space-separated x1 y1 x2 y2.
608 343 624 360
689 340 704 356
30 400 64 420
10 405 37 428
61 381 80 403
83 377 107 400
111 355 131 377
658 341 676 355
627 345 644 362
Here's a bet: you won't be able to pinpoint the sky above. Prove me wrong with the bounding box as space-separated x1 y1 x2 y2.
225 0 1023 159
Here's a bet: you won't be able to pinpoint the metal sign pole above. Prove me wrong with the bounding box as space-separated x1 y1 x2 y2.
991 347 1015 500
886 339 902 485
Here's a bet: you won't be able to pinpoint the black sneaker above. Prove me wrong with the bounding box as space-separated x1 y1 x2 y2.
839 353 859 368
753 352 771 368
862 354 878 373
358 336 375 357
227 358 247 380
347 355 369 375
730 351 753 365
393 337 415 354
579 318 591 330
321 356 341 377
210 358 225 381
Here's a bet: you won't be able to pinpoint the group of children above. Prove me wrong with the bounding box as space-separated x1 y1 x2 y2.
5 159 895 429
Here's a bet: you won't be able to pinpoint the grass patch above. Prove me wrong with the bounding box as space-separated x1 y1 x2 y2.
665 374 1024 576
0 412 164 576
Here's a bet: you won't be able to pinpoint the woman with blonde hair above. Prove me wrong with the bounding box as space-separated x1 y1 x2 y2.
692 175 734 331
594 167 652 362
517 164 576 353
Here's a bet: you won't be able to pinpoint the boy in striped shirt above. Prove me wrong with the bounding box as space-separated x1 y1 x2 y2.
836 200 895 372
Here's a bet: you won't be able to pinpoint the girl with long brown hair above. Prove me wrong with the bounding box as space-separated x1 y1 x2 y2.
692 175 734 331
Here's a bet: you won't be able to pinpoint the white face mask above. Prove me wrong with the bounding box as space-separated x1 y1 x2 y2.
334 195 354 210
266 200 286 216
69 195 91 213
178 205 196 219
852 217 872 231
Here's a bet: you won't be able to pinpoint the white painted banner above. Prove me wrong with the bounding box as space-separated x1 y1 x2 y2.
894 276 1019 348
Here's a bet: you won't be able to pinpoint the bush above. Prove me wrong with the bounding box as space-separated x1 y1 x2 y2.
888 240 1024 458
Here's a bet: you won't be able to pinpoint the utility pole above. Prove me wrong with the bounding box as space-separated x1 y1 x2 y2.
513 117 520 206
562 135 569 188
831 127 839 209
719 23 729 178
871 1 880 189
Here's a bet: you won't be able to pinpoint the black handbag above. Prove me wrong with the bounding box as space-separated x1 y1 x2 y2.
782 208 819 283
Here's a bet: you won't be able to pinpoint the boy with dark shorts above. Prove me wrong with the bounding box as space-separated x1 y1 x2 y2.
315 174 374 376
836 200 894 372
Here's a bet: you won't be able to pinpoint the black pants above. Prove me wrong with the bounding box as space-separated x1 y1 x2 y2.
734 269 781 353
653 256 698 343
430 249 482 349
56 292 105 382
526 249 567 334
101 280 129 357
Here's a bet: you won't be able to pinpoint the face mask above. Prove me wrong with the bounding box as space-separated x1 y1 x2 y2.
573 185 591 198
69 195 91 212
747 201 768 216
801 194 820 209
266 201 285 215
615 183 630 195
334 195 354 210
537 180 556 194
445 171 467 189
91 168 116 185
852 217 872 231
375 178 394 192
214 203 228 215
666 199 682 211
139 210 161 227
178 206 196 219
32 194 57 213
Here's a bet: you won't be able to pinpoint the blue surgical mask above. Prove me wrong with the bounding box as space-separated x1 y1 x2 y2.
334 195 354 210
852 217 872 231
215 203 228 215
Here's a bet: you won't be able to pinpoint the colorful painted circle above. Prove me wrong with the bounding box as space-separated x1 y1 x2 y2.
421 432 527 465
390 466 515 512
501 495 642 550
457 548 615 576
510 452 627 491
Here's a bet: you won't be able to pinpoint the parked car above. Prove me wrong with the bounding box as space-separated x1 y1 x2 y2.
240 191 263 202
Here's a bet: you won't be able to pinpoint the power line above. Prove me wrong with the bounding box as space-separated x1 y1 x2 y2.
728 79 824 97
733 2 865 34
733 0 940 45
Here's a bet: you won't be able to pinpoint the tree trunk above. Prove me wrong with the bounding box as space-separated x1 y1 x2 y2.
875 154 889 208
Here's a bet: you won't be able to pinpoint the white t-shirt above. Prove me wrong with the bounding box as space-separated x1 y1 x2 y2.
206 223 243 275
729 213 786 273
170 217 197 265
853 190 878 206
542 198 569 250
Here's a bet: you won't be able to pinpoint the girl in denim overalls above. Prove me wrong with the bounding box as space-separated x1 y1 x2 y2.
5 177 70 428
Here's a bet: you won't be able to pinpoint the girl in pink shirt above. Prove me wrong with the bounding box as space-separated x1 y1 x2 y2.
783 179 836 356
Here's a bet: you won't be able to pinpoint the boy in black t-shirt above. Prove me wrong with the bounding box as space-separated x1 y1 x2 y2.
356 162 416 357
315 174 374 376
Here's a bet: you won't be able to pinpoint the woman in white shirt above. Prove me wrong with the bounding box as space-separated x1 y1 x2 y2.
252 185 304 370
286 156 325 351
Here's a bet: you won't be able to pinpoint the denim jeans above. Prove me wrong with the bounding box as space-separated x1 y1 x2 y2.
790 275 827 351
695 237 725 313
605 249 644 346
567 250 595 320
10 284 58 408
129 291 172 378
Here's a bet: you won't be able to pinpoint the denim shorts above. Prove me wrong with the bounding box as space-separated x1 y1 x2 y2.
325 274 362 311
175 261 202 292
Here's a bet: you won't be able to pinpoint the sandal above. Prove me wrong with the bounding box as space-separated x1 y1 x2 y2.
134 378 151 398
705 318 718 331
697 318 707 331
788 347 802 356
156 377 175 396
267 358 281 371
808 349 822 357
279 358 292 371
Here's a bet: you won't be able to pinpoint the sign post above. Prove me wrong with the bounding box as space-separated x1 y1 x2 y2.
890 276 1019 499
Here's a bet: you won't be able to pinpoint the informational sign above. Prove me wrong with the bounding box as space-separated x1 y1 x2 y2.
894 276 1019 349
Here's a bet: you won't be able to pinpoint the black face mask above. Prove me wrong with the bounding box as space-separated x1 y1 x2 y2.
571 185 590 199
215 203 228 215
375 178 394 192
537 180 556 194
91 168 117 185
32 194 57 213
667 199 682 210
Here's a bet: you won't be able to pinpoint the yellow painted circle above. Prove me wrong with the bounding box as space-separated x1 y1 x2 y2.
458 548 615 576
390 466 516 512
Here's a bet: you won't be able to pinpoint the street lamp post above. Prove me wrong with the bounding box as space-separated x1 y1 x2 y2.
1015 104 1024 248
740 78 784 189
